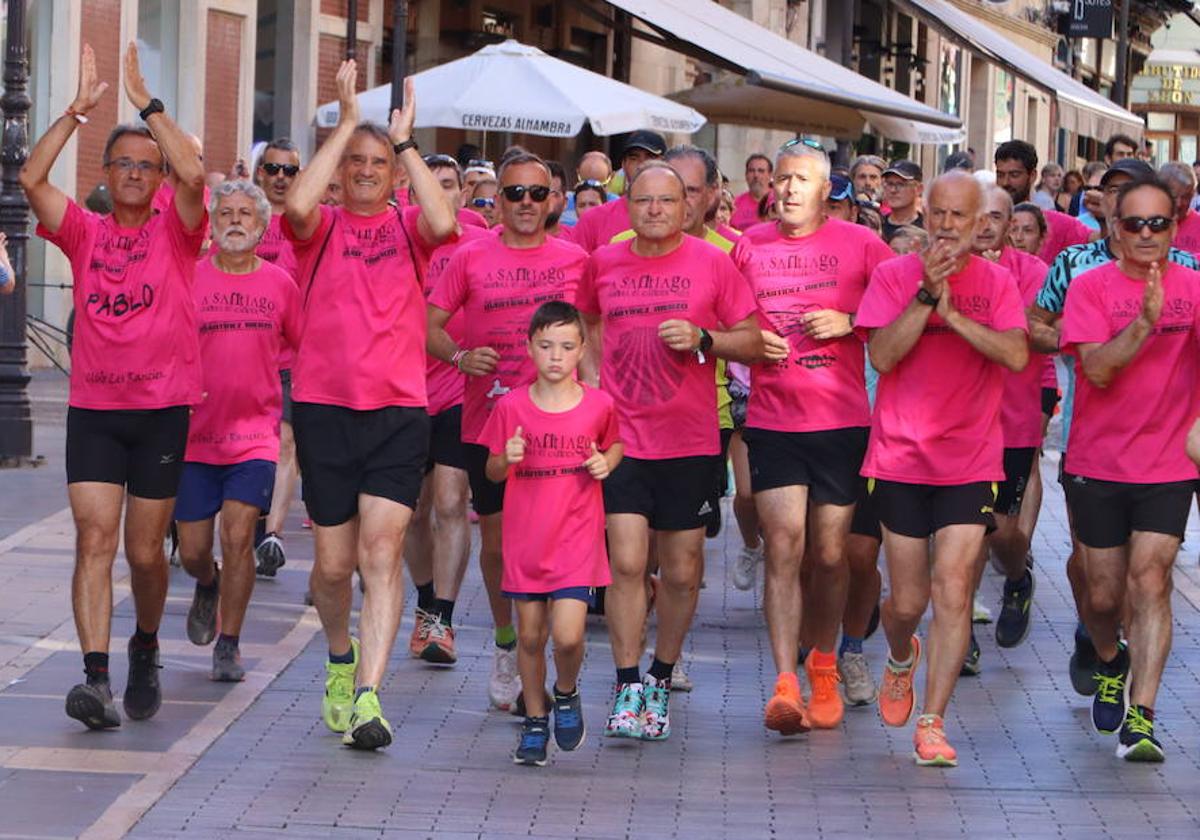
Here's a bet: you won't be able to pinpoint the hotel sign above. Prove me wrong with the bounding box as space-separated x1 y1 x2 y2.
1131 63 1200 108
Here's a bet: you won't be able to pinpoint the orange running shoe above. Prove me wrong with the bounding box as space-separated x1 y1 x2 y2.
913 713 958 767
408 608 431 658
878 635 921 727
805 650 844 729
419 614 458 664
764 672 810 735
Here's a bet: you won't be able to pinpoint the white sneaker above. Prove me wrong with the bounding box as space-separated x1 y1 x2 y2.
972 597 993 624
670 660 693 692
838 651 877 706
488 646 521 711
732 543 763 591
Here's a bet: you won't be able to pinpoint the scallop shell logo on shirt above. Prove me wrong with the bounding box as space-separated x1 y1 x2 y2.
610 326 685 405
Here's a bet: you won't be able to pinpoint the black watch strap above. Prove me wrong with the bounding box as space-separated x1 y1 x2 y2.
915 287 940 307
393 138 419 155
139 98 165 121
698 328 714 353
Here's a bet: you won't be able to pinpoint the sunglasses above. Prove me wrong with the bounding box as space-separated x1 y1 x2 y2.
423 153 460 169
467 158 495 170
261 162 300 177
1119 215 1172 234
471 197 496 208
574 179 607 190
781 137 827 154
500 184 551 203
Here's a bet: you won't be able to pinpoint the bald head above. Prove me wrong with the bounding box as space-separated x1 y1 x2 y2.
577 151 612 184
925 171 985 258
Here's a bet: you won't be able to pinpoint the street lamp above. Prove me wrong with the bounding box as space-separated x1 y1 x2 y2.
0 0 32 463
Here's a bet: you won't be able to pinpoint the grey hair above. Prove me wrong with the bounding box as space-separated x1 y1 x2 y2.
209 179 272 228
627 159 687 194
776 143 831 180
850 154 886 177
984 184 1013 218
1159 161 1197 192
664 144 720 187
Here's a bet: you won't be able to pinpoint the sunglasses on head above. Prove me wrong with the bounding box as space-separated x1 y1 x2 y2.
781 137 827 154
423 153 460 169
471 197 496 208
501 184 551 203
467 158 495 170
261 162 299 177
575 179 607 190
1119 215 1172 234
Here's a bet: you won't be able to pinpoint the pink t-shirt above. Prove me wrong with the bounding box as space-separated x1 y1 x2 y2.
732 219 894 432
186 257 303 464
570 196 630 253
283 203 435 410
428 235 587 443
423 225 491 416
1172 210 1200 259
153 182 212 216
481 384 619 593
257 214 300 371
997 247 1050 448
717 223 743 242
855 253 1028 484
458 207 488 229
731 190 768 232
1061 260 1200 483
576 235 758 459
38 200 206 410
1039 209 1092 265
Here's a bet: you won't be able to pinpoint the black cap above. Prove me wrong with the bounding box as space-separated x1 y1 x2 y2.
1100 158 1155 186
943 151 973 173
882 159 923 181
622 130 667 158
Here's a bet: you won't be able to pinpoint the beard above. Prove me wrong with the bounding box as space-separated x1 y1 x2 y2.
545 211 562 229
215 228 261 254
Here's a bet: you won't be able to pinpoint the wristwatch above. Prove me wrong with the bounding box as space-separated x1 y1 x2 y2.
697 328 714 354
393 138 419 155
139 98 165 121
915 287 940 307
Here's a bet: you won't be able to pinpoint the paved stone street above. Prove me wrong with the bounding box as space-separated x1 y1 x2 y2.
0 372 1199 838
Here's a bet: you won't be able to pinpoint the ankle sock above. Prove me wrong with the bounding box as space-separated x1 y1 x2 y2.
216 633 239 651
553 683 577 700
432 598 455 626
616 666 641 685
839 635 864 656
648 658 674 682
83 651 109 682
888 649 915 670
495 624 517 650
329 646 355 665
415 580 435 612
131 626 158 650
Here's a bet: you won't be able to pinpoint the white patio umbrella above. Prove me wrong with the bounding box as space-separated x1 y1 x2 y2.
315 39 706 137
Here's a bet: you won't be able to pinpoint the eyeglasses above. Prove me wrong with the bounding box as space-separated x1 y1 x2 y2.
107 158 162 174
500 184 551 203
423 154 460 169
1118 215 1172 234
470 197 496 208
260 162 300 177
883 180 914 190
781 137 827 154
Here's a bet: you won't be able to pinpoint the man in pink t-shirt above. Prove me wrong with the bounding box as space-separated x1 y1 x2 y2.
577 162 762 742
994 140 1094 264
570 131 665 252
856 172 1028 767
27 44 207 731
730 153 773 231
282 64 456 750
1060 179 1200 763
1161 161 1200 259
175 181 302 683
730 142 894 735
427 153 588 711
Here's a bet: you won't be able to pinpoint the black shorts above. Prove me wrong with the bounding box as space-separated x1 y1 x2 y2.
464 442 505 517
715 427 734 499
603 454 722 531
1040 386 1060 417
66 406 189 499
1063 474 1193 549
427 405 467 472
280 369 293 425
292 402 429 526
995 447 1038 517
850 477 882 541
869 479 997 539
743 426 867 505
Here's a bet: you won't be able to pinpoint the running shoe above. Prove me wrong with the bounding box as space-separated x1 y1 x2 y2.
513 716 550 766
1091 643 1130 735
764 672 810 735
670 660 693 692
805 652 844 729
488 646 521 711
553 688 586 751
186 569 220 646
605 681 645 739
419 614 457 664
408 608 431 658
913 713 958 767
65 681 121 730
731 543 763 591
640 673 671 740
322 638 359 733
879 635 921 728
1116 706 1164 763
254 534 286 578
165 522 180 568
960 632 981 677
301 517 313 529
995 568 1035 648
513 686 555 718
342 688 392 750
211 643 245 682
1069 622 1098 696
972 597 992 624
124 640 162 720
838 652 877 706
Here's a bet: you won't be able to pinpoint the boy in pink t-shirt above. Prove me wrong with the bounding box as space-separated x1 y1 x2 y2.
482 302 622 766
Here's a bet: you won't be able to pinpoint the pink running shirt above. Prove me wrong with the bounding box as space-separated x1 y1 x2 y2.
423 224 491 416
570 196 630 253
283 203 435 410
1061 260 1200 483
576 236 758 459
481 384 618 593
428 235 587 443
257 214 300 370
38 200 206 410
1172 210 1200 259
997 247 1050 448
186 257 303 464
732 219 894 432
731 190 767 232
1039 209 1092 265
855 253 1028 484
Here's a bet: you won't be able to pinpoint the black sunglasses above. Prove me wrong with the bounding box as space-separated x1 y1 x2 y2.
501 184 551 203
1119 215 1172 234
261 162 299 177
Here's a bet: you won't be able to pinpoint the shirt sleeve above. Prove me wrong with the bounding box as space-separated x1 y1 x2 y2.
427 244 471 314
575 256 601 316
480 396 511 456
559 243 589 306
282 204 334 254
990 269 1029 333
714 251 758 328
1035 251 1071 314
401 204 437 257
36 199 91 261
279 274 304 354
595 391 620 451
854 259 911 339
1060 271 1111 353
1066 215 1092 247
160 198 207 260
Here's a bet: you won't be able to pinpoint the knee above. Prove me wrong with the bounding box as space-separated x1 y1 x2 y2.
930 574 972 617
1087 580 1123 617
311 560 354 588
809 544 844 574
76 527 119 565
1128 563 1173 603
433 488 467 522
219 525 255 562
887 593 926 625
518 623 544 656
659 558 701 594
553 632 583 660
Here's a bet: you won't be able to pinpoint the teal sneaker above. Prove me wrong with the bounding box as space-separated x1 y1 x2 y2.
604 681 644 739
640 674 671 741
343 687 393 750
322 638 359 733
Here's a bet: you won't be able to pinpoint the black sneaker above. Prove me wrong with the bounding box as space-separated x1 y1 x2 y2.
1116 706 1164 763
995 569 1035 649
124 640 162 721
513 716 550 766
187 568 219 646
553 688 586 751
255 534 286 578
65 680 121 730
1069 622 1098 696
1091 643 1130 735
960 632 981 676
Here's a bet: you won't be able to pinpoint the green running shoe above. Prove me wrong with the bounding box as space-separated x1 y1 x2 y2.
1116 706 1164 763
342 687 392 750
322 638 359 733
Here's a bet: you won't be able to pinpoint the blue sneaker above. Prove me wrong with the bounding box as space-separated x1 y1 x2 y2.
604 681 644 739
640 673 671 741
513 716 549 766
553 688 586 751
1092 643 1130 735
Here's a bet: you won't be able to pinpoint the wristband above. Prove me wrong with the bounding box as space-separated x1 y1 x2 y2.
451 349 468 370
139 98 165 121
393 138 418 155
64 107 88 125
